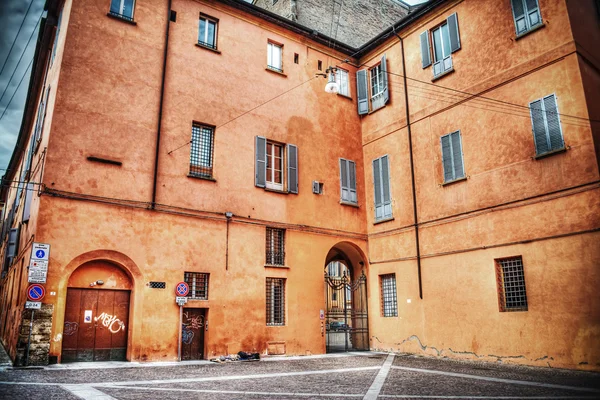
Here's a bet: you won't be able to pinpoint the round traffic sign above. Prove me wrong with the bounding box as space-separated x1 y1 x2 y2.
27 284 46 301
175 282 189 296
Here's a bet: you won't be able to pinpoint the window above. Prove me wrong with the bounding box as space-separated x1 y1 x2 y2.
440 131 465 183
511 0 542 36
495 256 528 312
529 94 564 156
380 274 398 317
198 15 218 50
357 54 388 114
189 123 215 179
255 136 298 194
372 155 392 222
339 158 357 204
266 227 285 266
33 86 51 153
420 13 460 78
336 68 350 97
267 42 283 72
294 53 299 64
109 0 135 21
266 278 285 325
184 272 209 300
318 60 322 71
51 7 63 65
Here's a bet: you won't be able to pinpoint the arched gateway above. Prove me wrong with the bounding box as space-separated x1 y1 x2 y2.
324 242 369 353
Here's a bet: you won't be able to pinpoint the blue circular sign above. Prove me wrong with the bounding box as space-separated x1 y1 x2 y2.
35 250 46 259
175 282 189 296
27 284 45 301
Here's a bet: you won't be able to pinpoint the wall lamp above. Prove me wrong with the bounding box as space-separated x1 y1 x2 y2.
316 66 339 94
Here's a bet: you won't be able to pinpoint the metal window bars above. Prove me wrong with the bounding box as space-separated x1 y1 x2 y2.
266 227 285 265
266 278 285 325
184 272 209 300
189 124 214 178
380 274 398 317
108 10 134 22
496 257 528 312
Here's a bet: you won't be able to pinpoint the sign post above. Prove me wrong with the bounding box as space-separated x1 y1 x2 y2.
25 284 45 366
29 243 50 284
175 282 189 362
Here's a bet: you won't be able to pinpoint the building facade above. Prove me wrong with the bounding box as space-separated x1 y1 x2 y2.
0 0 598 370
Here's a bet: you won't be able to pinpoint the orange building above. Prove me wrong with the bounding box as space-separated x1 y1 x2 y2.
0 0 598 370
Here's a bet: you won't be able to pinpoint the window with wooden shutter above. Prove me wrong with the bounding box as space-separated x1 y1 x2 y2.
440 131 466 183
255 137 298 193
339 158 357 205
255 136 267 188
529 94 564 156
426 14 460 79
23 183 34 223
7 226 20 263
420 30 432 68
373 155 392 222
511 0 542 36
356 69 369 115
370 54 389 111
287 144 298 194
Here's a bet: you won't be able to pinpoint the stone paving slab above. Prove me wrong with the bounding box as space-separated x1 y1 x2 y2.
0 384 80 399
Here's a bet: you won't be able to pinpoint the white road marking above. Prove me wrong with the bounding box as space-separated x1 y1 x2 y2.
379 396 597 399
104 385 365 397
364 353 395 400
61 384 117 399
391 365 600 394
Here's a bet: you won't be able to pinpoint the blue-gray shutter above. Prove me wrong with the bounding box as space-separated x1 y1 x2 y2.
543 95 563 151
441 134 454 182
23 183 34 222
420 30 431 68
381 54 389 105
511 0 528 35
451 131 464 179
356 69 369 115
530 99 549 155
255 136 267 188
340 159 349 201
381 155 392 218
373 158 383 220
348 160 357 203
525 0 541 28
447 13 460 53
287 144 298 194
7 227 19 261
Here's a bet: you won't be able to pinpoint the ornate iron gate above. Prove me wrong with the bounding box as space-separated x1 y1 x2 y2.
324 271 369 352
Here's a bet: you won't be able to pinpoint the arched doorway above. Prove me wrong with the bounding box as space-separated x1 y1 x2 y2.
324 243 368 353
62 260 132 362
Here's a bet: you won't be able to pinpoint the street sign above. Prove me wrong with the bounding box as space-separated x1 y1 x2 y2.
25 301 41 310
27 284 45 302
176 296 188 306
175 282 189 297
28 260 48 283
31 243 50 261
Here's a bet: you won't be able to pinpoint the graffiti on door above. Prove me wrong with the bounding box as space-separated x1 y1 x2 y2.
64 321 79 336
182 311 204 345
94 312 126 334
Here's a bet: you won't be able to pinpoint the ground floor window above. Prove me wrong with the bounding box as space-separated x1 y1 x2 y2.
266 277 285 325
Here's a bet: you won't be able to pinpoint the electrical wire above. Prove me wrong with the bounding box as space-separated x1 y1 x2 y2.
0 58 33 123
0 0 36 79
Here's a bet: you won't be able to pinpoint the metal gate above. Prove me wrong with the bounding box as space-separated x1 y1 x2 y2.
325 271 368 352
181 308 206 360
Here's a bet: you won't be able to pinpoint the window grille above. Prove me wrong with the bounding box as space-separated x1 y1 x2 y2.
190 123 214 178
184 272 209 300
496 257 528 312
149 281 166 289
380 274 398 317
266 278 285 325
266 227 285 265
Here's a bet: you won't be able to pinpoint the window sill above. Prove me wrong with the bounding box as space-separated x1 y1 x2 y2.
106 12 137 25
195 43 221 54
264 187 289 195
340 200 359 208
264 264 290 269
337 93 352 101
374 217 394 225
267 324 285 327
533 147 567 160
432 67 454 82
186 298 208 301
441 176 467 187
187 174 217 182
515 23 545 41
368 104 386 115
265 67 287 77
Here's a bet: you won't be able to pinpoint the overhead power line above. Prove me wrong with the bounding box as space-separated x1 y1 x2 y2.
0 0 36 79
0 58 34 123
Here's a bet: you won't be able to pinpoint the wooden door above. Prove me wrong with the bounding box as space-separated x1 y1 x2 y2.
181 308 205 360
62 288 130 362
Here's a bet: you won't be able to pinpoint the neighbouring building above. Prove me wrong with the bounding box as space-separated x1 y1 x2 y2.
0 0 598 370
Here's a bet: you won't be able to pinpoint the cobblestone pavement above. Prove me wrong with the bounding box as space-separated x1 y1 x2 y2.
0 352 599 399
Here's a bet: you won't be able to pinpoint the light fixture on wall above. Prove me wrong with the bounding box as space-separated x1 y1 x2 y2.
316 66 339 94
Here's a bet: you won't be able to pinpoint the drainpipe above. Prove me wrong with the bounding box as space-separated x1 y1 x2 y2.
151 0 173 209
396 29 423 299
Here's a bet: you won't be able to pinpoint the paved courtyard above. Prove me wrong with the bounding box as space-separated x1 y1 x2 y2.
0 352 599 399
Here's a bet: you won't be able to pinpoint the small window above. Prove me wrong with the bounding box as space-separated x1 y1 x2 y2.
267 42 283 72
294 53 299 64
420 13 460 78
370 64 384 100
440 131 465 183
373 155 392 222
511 0 542 36
266 227 285 266
255 137 298 194
198 14 218 50
339 158 357 204
529 94 564 156
266 142 284 191
189 123 215 179
184 272 209 300
318 60 322 71
357 54 388 113
495 256 528 312
109 0 135 21
380 274 398 317
336 68 350 97
266 277 285 325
